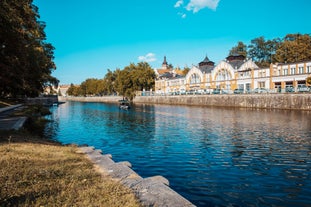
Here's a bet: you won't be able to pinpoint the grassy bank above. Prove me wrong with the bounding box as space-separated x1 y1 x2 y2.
0 141 141 207
0 103 141 206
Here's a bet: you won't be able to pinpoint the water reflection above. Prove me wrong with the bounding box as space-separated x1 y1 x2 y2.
46 102 311 207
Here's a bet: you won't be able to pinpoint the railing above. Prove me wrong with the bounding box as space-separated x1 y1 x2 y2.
137 87 311 97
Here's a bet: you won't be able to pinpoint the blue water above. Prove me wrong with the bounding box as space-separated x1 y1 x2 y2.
46 101 311 207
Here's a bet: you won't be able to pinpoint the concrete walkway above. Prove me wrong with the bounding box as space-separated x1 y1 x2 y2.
0 104 27 130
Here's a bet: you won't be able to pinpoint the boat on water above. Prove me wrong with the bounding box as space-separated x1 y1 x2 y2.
119 99 131 110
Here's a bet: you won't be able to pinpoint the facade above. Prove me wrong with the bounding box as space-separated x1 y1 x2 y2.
155 55 311 94
155 56 186 94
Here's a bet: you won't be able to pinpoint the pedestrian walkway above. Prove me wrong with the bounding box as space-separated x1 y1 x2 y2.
0 104 27 130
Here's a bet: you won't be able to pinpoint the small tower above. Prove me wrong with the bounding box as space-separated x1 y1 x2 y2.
162 56 168 69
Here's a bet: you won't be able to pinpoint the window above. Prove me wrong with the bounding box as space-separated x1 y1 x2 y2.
258 82 265 88
259 71 266 77
190 73 201 84
216 69 231 81
283 68 288 75
290 67 295 75
298 66 304 74
246 83 251 91
307 66 311 73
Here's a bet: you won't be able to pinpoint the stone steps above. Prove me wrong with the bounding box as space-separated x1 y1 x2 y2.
79 146 195 207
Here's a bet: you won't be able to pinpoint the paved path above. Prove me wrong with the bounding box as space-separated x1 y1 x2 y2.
0 104 27 130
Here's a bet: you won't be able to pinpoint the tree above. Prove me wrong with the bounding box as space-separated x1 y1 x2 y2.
247 37 281 67
181 66 190 76
274 33 311 63
229 41 247 57
67 84 81 96
103 69 117 95
0 0 58 98
115 67 134 100
115 62 155 100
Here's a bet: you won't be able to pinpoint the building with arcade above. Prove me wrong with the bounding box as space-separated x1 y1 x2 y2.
155 54 311 94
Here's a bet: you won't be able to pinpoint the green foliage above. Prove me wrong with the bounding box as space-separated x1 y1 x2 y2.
115 62 155 100
67 62 155 100
231 33 310 67
274 34 311 63
229 41 248 57
0 0 58 98
248 37 281 67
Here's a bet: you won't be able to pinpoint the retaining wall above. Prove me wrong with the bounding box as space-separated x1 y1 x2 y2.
134 94 311 110
79 146 195 207
26 96 59 106
58 96 122 103
60 94 311 110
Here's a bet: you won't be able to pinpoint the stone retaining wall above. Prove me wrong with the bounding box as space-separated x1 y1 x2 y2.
60 94 311 110
26 96 59 106
58 96 122 103
79 147 195 207
134 94 311 110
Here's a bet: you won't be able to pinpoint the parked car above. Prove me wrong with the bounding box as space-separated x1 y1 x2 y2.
221 89 233 94
297 85 310 92
180 89 186 95
196 89 204 95
253 88 269 93
285 86 295 93
212 89 221 94
234 88 244 94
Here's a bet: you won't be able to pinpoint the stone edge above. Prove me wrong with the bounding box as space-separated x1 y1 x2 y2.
78 146 196 207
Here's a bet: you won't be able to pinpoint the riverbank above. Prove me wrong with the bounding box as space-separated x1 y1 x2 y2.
0 141 140 207
0 103 140 207
0 103 195 206
59 93 311 110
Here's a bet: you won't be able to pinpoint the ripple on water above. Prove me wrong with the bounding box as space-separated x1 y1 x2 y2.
46 102 311 207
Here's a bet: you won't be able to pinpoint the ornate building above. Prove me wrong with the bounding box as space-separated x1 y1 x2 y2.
155 54 311 94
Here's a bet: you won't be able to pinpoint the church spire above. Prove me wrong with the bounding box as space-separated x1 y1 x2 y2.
162 56 168 69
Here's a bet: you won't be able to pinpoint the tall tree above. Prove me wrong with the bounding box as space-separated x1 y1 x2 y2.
0 0 58 97
115 67 134 100
103 69 117 95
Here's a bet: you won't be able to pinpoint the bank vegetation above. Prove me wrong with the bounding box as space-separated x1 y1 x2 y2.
0 141 140 207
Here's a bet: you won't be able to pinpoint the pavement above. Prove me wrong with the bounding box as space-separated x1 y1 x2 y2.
0 104 27 130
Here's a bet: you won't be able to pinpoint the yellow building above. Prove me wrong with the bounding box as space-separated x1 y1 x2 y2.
155 54 311 94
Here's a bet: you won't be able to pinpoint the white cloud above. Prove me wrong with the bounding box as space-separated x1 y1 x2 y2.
178 12 187 18
174 0 184 8
186 0 220 13
138 53 156 62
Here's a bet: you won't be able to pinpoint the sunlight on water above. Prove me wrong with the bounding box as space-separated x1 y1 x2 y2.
46 102 311 207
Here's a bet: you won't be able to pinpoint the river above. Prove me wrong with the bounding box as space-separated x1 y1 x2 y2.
45 101 311 207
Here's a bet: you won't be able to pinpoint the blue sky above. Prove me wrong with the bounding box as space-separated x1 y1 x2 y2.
34 0 311 84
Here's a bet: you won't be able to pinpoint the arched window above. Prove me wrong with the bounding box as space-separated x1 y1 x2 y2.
215 69 231 81
190 73 201 84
